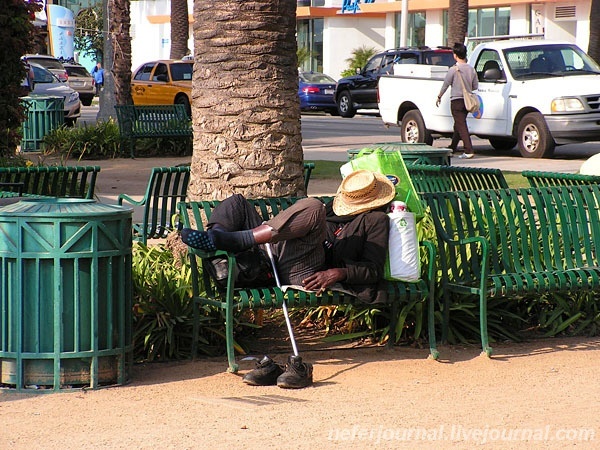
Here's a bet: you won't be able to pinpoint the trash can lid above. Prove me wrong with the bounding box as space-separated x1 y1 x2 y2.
0 198 133 217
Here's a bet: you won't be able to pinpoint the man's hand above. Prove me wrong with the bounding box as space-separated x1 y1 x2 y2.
436 96 441 107
302 269 346 295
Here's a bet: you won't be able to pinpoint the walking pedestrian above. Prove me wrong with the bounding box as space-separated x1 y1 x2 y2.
436 43 479 159
91 62 104 96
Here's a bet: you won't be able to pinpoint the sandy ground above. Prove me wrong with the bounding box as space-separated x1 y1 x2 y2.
1 336 599 449
1 156 599 449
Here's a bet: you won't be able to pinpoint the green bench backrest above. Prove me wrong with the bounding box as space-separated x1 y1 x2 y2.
134 166 191 243
424 186 600 282
114 104 191 136
0 166 100 198
408 164 509 193
522 170 600 187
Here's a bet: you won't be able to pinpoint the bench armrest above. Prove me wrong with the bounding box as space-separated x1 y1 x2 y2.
118 193 146 207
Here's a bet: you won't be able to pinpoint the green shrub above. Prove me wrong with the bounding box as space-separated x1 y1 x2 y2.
42 119 121 160
41 119 192 160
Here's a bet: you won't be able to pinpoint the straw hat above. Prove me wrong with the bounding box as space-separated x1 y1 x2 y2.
333 170 396 216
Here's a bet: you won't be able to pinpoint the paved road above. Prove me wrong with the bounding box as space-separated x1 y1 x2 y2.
80 106 600 173
300 113 600 173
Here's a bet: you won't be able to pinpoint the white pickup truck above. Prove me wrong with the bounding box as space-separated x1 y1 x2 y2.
378 40 600 158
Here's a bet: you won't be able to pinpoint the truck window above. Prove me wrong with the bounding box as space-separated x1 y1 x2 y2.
505 44 600 79
380 54 397 75
474 50 505 81
364 55 384 76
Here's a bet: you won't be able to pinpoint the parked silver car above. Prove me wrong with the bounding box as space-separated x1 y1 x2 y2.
22 54 69 83
24 63 81 126
64 62 95 106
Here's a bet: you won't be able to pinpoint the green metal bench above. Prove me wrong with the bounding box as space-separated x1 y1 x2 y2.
118 166 191 245
114 104 192 158
522 170 600 187
179 196 438 373
0 166 100 199
424 185 600 357
118 163 315 245
408 164 509 193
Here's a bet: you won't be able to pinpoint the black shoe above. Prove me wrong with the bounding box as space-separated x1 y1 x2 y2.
277 355 313 389
242 356 284 386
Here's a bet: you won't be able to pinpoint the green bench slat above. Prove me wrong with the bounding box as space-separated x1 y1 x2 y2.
408 164 509 194
0 166 100 199
179 196 438 373
115 104 192 158
424 185 600 356
118 166 191 245
522 170 600 187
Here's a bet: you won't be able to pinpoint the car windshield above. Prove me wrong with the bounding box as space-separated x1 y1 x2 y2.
299 72 336 83
503 43 600 80
170 62 193 81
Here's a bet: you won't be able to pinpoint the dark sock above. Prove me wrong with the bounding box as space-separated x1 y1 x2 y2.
180 228 256 252
210 228 256 252
180 228 216 251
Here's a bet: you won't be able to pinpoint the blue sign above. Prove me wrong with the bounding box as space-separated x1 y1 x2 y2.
47 4 75 59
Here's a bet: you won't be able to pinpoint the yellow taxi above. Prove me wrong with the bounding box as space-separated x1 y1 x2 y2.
131 60 193 116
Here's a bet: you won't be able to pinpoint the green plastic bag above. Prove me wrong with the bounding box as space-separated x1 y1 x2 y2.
340 148 425 219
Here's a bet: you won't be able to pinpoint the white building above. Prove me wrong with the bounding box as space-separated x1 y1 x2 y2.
131 0 592 79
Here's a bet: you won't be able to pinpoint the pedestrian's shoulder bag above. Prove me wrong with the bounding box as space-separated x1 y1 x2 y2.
455 66 480 113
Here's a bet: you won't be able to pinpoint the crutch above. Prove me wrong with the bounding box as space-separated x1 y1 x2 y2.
265 242 299 357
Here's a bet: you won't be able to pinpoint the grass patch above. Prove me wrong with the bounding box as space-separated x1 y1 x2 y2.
306 160 528 189
306 160 344 180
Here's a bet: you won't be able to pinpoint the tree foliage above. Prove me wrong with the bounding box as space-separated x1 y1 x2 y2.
0 0 43 156
340 45 378 77
74 3 104 61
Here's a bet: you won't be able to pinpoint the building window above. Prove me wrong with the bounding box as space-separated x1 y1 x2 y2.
395 12 426 47
468 7 510 38
297 19 324 72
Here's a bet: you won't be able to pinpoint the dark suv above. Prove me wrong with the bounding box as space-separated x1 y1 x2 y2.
334 47 455 117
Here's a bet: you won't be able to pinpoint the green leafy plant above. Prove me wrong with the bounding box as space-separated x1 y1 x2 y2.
0 0 43 156
340 46 378 77
132 243 194 361
41 119 121 160
297 46 312 69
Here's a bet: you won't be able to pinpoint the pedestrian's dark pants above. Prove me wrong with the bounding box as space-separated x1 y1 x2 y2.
450 98 473 154
207 194 326 286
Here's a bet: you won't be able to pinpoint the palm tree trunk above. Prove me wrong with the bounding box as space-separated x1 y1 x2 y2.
189 0 304 200
170 0 189 59
447 0 469 48
108 0 132 106
589 0 600 63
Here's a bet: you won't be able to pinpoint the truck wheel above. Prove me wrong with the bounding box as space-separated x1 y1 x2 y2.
337 91 356 118
401 110 432 145
517 112 555 158
489 137 517 151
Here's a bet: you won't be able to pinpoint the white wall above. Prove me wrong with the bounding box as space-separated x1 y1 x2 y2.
324 17 386 79
130 0 194 71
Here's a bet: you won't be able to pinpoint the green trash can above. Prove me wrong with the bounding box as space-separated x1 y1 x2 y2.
0 198 133 392
348 142 453 166
20 95 65 152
